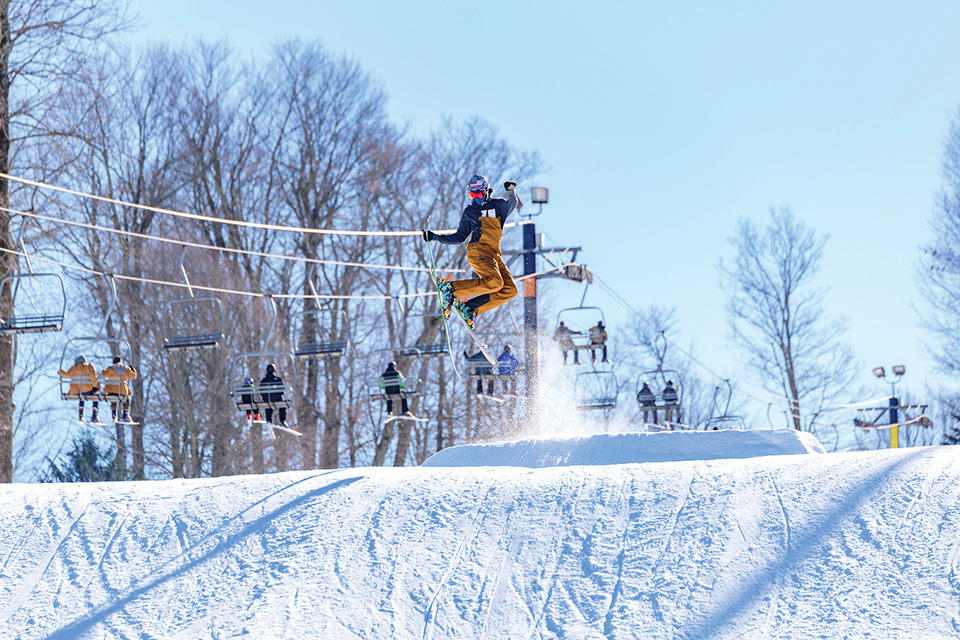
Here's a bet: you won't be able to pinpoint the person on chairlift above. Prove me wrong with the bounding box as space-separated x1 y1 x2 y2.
102 355 137 424
58 354 100 423
588 320 610 364
240 376 260 423
553 321 579 365
637 381 656 424
495 345 521 394
260 363 288 428
662 380 679 423
380 361 408 415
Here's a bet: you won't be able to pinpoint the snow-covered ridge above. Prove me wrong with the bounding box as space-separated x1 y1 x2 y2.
2 432 958 639
422 428 826 467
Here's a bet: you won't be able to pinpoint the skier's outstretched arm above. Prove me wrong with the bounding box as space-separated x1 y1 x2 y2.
427 211 473 245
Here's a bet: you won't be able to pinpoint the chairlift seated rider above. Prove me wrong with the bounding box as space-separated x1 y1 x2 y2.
662 380 679 423
464 350 494 395
495 344 521 395
637 381 656 424
58 354 100 423
240 377 260 423
380 361 408 415
588 320 609 364
102 356 137 424
260 363 288 428
553 321 579 365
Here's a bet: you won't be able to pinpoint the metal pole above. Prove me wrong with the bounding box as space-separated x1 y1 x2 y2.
889 394 900 449
522 220 538 429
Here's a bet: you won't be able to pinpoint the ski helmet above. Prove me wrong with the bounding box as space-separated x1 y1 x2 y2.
243 377 254 385
467 174 489 192
266 363 276 375
467 174 489 202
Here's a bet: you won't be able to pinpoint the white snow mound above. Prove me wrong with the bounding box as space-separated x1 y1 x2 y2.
422 428 826 467
3 431 960 640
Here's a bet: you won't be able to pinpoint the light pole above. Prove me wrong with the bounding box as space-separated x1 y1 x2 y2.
872 365 905 448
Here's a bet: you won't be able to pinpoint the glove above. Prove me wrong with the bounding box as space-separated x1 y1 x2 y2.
504 181 517 191
421 229 434 242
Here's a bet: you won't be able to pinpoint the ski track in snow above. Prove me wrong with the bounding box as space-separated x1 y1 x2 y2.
3 435 960 639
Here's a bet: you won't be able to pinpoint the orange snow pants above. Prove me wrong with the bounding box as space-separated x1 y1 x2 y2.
451 243 518 316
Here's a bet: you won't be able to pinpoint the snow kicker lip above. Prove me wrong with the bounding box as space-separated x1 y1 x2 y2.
421 429 826 468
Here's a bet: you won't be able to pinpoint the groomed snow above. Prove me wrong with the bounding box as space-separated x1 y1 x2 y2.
2 430 959 639
421 428 827 467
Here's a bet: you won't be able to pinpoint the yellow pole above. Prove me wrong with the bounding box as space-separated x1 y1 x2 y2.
890 424 899 449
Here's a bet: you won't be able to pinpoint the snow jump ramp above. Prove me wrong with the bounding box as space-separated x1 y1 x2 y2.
1 429 959 639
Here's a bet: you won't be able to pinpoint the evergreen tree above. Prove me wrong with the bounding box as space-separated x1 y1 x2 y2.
40 431 123 483
942 413 960 446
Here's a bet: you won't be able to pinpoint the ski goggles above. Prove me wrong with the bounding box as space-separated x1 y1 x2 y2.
468 190 486 201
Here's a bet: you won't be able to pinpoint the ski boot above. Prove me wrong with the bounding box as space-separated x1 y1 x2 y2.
111 408 118 423
78 406 84 422
121 410 131 424
90 408 101 424
437 276 455 316
453 300 477 327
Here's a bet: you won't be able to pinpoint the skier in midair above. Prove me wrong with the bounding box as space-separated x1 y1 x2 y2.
422 174 522 327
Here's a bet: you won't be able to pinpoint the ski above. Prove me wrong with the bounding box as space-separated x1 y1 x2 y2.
476 393 505 404
424 240 461 379
385 413 428 423
269 423 303 437
450 307 498 372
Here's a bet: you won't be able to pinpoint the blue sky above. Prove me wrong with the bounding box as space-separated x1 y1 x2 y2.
128 0 960 419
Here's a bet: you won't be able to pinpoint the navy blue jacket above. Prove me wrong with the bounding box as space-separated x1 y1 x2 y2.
260 373 285 403
433 190 522 246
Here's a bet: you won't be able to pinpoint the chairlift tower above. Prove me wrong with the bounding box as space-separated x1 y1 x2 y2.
507 186 595 430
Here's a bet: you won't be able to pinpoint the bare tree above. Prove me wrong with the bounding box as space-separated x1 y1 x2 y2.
923 107 960 378
0 0 133 482
617 306 737 430
721 207 857 433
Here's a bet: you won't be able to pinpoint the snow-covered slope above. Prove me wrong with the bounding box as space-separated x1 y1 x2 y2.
422 428 827 467
2 431 959 639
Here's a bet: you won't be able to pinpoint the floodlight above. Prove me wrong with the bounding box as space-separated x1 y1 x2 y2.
872 366 885 378
531 187 549 204
892 365 906 376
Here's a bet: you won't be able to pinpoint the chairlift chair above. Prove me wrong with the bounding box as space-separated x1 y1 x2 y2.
230 350 296 420
0 217 67 334
162 295 225 352
293 306 351 359
465 348 525 398
58 275 133 411
575 370 619 410
228 295 297 432
636 332 685 425
554 306 609 362
397 299 450 358
0 272 67 334
161 247 226 352
59 335 132 403
704 380 746 430
368 348 425 402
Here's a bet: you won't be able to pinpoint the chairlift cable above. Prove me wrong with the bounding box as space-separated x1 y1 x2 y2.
0 205 465 275
0 246 433 301
0 172 523 238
